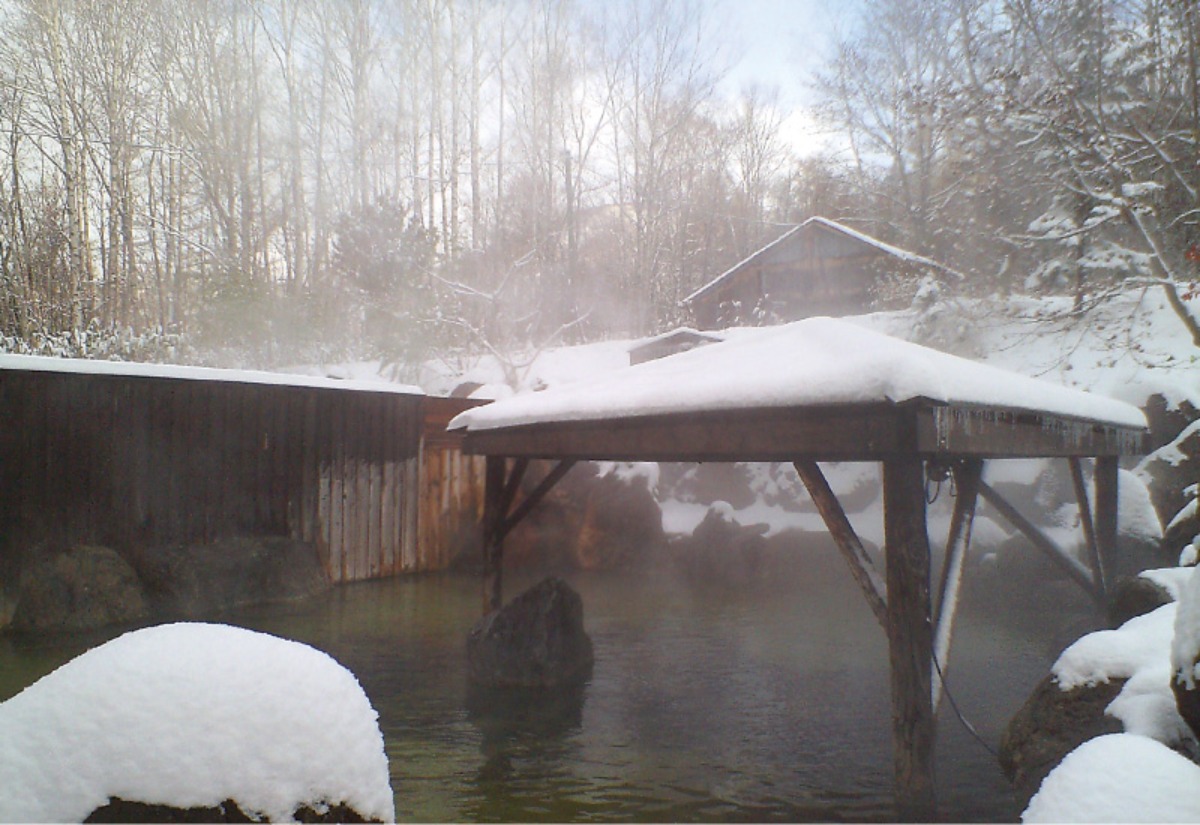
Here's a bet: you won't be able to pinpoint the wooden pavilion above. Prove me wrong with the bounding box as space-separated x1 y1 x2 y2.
448 317 1148 821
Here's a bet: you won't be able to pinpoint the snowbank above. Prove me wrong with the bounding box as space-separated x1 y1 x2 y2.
450 317 1147 432
0 623 395 823
1022 733 1200 823
1027 568 1200 821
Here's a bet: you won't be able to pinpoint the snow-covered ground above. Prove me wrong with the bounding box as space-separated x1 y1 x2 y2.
0 623 395 823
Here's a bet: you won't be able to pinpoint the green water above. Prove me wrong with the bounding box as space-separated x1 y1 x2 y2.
0 544 1099 822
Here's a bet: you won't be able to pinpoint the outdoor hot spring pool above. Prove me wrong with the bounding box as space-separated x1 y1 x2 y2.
0 539 1101 822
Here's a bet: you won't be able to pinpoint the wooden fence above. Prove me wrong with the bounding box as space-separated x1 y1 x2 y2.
0 358 486 615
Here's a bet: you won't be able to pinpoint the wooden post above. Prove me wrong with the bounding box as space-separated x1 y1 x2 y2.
1069 457 1106 598
883 455 936 822
1094 456 1120 588
481 455 507 614
932 459 981 713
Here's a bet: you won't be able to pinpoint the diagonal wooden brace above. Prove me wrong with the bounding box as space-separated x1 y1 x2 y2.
977 478 1102 603
794 460 888 628
931 459 982 713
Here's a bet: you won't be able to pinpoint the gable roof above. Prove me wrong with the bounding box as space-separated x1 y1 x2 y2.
682 217 960 307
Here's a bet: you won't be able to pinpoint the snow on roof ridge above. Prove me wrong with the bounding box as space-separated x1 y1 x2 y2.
681 216 961 306
0 353 425 396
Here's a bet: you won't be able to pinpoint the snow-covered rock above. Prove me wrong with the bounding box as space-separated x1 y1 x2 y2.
0 623 394 823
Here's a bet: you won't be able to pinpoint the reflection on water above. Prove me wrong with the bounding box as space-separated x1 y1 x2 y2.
0 539 1099 822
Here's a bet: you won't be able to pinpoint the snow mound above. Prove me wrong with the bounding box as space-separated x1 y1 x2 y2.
1023 733 1200 822
0 623 394 823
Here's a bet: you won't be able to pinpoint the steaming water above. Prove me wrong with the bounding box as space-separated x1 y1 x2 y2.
0 540 1100 822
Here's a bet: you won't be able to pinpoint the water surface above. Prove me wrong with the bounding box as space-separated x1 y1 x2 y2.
0 542 1099 822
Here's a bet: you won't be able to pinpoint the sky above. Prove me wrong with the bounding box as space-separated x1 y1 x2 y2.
716 0 860 157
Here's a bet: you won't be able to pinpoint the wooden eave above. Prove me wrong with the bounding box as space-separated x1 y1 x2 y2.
459 399 1147 463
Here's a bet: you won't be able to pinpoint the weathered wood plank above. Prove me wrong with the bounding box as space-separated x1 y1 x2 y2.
463 402 1145 463
300 393 316 543
463 405 907 462
368 398 384 578
381 400 397 575
793 459 888 628
883 454 937 821
916 404 1146 458
316 394 333 576
402 453 419 572
329 393 346 582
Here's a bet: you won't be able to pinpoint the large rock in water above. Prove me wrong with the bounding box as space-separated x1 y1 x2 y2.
674 503 770 587
139 536 329 618
999 674 1124 797
466 577 594 688
11 545 148 633
502 462 664 571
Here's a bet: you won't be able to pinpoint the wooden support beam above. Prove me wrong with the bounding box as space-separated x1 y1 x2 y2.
1094 456 1120 589
481 455 507 614
1069 457 1106 598
932 459 982 714
480 458 578 614
499 457 530 521
500 460 577 541
794 460 888 628
977 479 1101 602
883 456 937 821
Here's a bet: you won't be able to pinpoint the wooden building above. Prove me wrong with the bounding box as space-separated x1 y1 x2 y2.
0 355 485 621
682 216 959 329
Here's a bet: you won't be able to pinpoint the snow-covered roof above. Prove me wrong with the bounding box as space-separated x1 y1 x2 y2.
450 316 1148 432
682 216 960 306
0 353 424 396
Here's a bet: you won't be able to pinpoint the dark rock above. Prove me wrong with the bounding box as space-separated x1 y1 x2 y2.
1164 490 1199 561
504 462 664 571
572 471 665 570
1173 673 1200 743
1142 393 1198 451
674 505 770 587
85 797 378 823
1137 422 1199 530
11 545 148 633
1107 574 1174 627
139 536 329 618
466 577 594 688
999 674 1124 797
